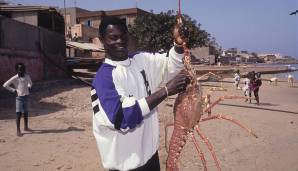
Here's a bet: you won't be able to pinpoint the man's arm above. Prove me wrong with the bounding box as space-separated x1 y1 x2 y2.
27 75 32 88
3 76 17 93
146 23 190 110
145 70 189 110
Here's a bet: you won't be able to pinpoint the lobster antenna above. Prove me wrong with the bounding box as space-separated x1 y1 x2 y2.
178 0 181 15
177 0 183 24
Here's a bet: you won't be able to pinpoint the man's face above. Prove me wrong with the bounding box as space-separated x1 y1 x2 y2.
101 25 128 61
17 65 25 77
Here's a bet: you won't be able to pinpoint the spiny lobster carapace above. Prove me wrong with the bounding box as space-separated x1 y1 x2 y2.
165 15 258 171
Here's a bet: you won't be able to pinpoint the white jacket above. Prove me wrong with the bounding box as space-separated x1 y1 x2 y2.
91 47 183 170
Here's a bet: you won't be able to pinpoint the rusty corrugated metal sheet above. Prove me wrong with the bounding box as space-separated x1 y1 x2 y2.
0 5 57 12
66 41 104 52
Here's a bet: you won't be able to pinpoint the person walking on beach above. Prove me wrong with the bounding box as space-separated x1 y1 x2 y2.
253 72 262 105
242 76 250 102
233 69 241 89
287 74 294 87
90 16 189 171
3 63 33 137
248 71 255 104
248 71 262 105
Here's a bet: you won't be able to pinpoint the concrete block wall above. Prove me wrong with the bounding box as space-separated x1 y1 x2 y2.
0 49 43 84
0 16 67 85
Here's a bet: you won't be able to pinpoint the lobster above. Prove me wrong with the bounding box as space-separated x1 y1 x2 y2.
165 2 258 170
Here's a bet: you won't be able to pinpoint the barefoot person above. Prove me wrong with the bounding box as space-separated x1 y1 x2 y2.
3 63 32 136
90 16 189 171
248 71 255 104
253 72 262 105
233 69 241 89
242 76 250 102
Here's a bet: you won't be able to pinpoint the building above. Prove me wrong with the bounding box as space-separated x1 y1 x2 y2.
0 5 67 84
0 4 64 34
60 7 150 53
224 48 239 57
191 47 216 65
258 53 283 63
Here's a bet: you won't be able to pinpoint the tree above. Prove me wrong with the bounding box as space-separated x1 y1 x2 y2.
0 0 9 5
129 10 210 53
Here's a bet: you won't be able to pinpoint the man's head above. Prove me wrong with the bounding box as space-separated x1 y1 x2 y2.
15 62 25 77
99 16 128 61
248 71 255 80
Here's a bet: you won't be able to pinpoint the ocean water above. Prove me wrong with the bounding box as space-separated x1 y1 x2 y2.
254 63 298 80
275 64 298 79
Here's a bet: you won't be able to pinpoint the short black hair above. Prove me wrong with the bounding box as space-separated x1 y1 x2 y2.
98 16 128 38
15 62 25 71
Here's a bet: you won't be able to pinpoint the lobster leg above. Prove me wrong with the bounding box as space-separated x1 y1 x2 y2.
194 125 221 171
204 95 252 113
201 114 258 138
189 132 207 171
197 72 222 81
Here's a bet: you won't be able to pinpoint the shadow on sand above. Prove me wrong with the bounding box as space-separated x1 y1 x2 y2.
22 126 85 135
219 103 298 115
0 79 89 120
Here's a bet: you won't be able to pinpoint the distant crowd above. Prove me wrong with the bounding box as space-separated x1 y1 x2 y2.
233 69 295 105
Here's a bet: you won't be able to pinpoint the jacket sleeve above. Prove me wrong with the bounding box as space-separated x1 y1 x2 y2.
92 66 150 132
138 47 184 90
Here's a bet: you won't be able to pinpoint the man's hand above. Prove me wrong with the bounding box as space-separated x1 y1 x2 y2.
166 70 191 96
145 70 190 111
14 89 18 96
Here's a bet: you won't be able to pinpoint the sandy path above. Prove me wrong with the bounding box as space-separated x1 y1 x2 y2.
0 79 297 171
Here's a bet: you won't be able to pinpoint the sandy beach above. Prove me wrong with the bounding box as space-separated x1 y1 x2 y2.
0 76 298 171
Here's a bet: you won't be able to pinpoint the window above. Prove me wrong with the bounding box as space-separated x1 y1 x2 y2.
121 18 126 25
85 20 92 27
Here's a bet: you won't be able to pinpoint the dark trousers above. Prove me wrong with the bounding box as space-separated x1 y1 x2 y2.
109 152 160 171
253 88 259 104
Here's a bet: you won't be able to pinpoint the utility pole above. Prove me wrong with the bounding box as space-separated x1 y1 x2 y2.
64 0 67 35
135 0 138 8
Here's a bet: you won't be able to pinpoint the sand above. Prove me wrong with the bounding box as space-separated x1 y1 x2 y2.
0 78 298 171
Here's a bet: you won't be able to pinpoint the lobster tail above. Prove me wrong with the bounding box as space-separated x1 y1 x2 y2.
166 124 189 171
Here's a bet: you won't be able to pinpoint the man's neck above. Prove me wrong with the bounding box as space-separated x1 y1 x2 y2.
106 55 128 61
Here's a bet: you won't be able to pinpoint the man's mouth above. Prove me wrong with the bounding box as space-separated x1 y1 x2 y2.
116 46 126 51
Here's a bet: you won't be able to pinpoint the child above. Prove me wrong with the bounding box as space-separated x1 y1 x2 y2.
242 77 250 101
233 69 241 89
3 63 32 136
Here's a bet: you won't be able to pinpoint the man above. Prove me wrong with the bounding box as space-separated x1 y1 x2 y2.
91 16 189 171
3 63 32 137
253 72 262 105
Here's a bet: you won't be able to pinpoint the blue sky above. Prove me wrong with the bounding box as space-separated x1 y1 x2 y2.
10 0 298 58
